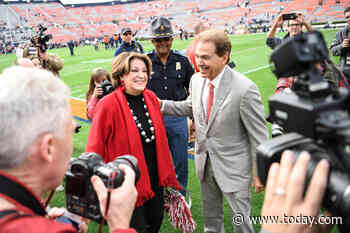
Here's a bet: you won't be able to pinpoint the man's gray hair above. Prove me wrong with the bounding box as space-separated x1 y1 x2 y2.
0 66 71 169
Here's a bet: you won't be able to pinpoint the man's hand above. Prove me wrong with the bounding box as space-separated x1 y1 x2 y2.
261 151 330 233
252 175 264 193
157 98 163 108
92 164 137 232
274 14 284 28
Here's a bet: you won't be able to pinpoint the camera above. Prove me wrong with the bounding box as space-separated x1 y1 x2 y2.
65 152 140 222
98 80 115 99
282 13 297 21
31 24 52 53
257 30 350 232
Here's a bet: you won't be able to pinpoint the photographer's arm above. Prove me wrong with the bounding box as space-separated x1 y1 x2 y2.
266 15 283 49
261 151 330 233
267 15 283 39
92 165 137 233
87 87 103 120
298 13 313 32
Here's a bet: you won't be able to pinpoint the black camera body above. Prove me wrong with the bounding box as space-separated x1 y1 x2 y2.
282 13 297 21
31 24 52 53
98 80 115 99
65 152 140 222
258 30 350 232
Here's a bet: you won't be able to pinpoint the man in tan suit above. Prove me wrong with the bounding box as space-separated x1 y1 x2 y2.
161 29 268 233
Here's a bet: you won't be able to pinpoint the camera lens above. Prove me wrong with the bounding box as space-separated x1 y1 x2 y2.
71 161 89 175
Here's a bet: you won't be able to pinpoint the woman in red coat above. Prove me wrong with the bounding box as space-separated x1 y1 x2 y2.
86 52 180 233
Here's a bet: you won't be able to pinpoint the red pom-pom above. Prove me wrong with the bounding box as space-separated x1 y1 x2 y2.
164 188 196 233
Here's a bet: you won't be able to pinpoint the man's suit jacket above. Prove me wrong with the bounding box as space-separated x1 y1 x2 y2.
162 66 268 193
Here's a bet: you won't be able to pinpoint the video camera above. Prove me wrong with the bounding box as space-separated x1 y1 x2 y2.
65 152 140 222
257 30 350 232
31 24 52 53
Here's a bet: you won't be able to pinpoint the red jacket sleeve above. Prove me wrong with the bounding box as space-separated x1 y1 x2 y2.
87 96 99 120
85 96 113 160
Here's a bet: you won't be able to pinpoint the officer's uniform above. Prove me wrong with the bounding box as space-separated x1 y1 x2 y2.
113 40 144 57
147 50 193 101
147 49 194 195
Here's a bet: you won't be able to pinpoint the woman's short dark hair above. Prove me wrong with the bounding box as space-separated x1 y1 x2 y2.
111 52 152 87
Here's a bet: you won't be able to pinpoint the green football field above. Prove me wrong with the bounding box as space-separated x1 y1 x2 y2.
0 29 339 233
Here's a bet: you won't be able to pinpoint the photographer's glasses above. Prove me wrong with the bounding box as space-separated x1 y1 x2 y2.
289 23 302 27
154 37 172 43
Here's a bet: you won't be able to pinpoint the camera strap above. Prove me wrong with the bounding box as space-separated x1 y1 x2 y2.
0 173 46 217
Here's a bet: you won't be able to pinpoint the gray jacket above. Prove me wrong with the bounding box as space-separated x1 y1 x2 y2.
330 26 350 70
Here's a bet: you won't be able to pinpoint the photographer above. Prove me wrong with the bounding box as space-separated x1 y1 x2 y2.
23 24 53 71
86 67 112 121
330 7 350 79
266 12 313 50
0 66 137 233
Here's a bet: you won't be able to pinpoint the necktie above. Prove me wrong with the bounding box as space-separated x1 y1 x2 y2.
206 82 214 124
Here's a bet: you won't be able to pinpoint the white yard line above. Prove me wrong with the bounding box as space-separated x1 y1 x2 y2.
243 64 272 74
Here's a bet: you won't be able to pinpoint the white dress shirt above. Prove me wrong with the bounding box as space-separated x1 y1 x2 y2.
202 66 226 117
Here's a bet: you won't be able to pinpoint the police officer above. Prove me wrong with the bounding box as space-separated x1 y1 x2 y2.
147 17 194 196
113 27 144 57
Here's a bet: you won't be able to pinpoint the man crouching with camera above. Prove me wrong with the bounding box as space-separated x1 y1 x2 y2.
0 66 137 233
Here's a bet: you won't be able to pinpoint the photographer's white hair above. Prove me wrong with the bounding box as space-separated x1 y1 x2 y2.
0 66 70 169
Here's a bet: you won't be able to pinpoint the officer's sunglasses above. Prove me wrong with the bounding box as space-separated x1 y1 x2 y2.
123 32 132 36
154 37 172 43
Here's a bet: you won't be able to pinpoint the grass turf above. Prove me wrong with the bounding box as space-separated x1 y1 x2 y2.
0 29 339 233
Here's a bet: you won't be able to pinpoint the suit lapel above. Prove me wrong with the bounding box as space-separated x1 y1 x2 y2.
206 68 232 131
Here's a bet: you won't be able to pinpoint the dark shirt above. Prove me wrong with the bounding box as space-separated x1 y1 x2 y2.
114 40 144 57
147 50 194 101
124 93 159 190
266 33 290 50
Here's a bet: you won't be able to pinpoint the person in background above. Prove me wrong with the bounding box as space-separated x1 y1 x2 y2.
330 6 350 79
114 28 144 57
187 21 210 72
86 67 112 121
266 13 313 137
0 66 137 233
104 35 109 50
147 17 195 196
86 52 180 233
266 12 313 50
46 53 64 78
67 40 74 56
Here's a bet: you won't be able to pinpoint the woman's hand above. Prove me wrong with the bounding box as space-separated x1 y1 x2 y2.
93 86 103 98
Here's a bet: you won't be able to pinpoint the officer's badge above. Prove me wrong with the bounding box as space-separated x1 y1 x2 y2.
160 25 164 32
176 62 181 71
